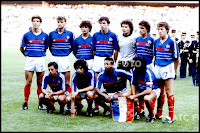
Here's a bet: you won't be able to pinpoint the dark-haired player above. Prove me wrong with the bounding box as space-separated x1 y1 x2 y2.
70 59 96 117
39 62 67 114
91 16 119 114
117 19 136 87
94 57 132 116
154 22 180 123
135 20 155 115
122 56 160 123
20 15 49 110
73 20 94 69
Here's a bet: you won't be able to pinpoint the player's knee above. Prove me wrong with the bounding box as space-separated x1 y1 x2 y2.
25 80 32 86
39 93 44 99
87 91 94 97
58 95 66 101
144 96 151 102
66 96 71 102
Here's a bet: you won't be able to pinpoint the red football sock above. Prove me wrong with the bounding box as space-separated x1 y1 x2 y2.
50 102 55 106
37 85 42 103
24 85 31 103
134 102 142 113
67 84 72 93
156 94 165 117
168 94 175 120
139 100 145 110
150 99 156 117
94 102 99 109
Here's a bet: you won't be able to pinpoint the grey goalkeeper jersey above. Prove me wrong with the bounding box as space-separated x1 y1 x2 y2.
117 34 137 61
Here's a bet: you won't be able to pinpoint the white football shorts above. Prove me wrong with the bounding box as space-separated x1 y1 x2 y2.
50 56 71 72
154 63 175 80
85 59 94 70
24 56 45 72
152 88 161 99
92 56 106 73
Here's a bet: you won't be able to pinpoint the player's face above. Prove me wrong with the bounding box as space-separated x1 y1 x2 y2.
121 24 130 35
157 26 167 38
104 60 113 72
171 33 176 37
76 66 85 75
99 20 109 31
181 35 186 40
139 25 148 36
57 19 66 29
48 66 58 77
81 26 90 34
32 18 41 29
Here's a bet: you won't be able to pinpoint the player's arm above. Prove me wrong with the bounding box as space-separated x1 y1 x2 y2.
113 49 118 63
48 33 53 53
20 47 26 56
95 88 110 100
174 57 180 72
50 90 65 96
135 87 151 98
77 85 94 93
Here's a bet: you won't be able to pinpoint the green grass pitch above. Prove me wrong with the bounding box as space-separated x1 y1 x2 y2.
1 48 199 132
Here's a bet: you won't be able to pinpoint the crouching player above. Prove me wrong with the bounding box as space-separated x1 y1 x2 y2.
70 59 96 117
39 62 68 114
94 57 132 116
122 56 160 123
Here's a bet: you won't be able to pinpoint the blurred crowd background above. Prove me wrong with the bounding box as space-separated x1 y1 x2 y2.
1 1 199 48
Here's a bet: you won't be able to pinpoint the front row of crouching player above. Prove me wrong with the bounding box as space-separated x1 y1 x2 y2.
38 57 170 123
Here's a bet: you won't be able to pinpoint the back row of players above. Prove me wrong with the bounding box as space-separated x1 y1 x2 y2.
20 15 199 124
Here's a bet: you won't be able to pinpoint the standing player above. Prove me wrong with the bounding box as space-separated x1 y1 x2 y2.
73 20 94 69
154 22 180 123
91 16 119 114
117 19 136 87
178 32 190 78
94 57 132 116
39 62 67 114
122 56 161 123
136 20 155 70
135 20 155 115
70 59 96 117
48 16 74 94
189 31 199 86
20 15 49 110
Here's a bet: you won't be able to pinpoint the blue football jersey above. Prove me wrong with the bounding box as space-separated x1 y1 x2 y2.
154 36 179 66
96 68 132 93
42 72 66 92
21 29 49 57
73 34 93 60
91 30 119 57
136 33 154 65
131 67 159 92
49 29 74 56
71 69 96 92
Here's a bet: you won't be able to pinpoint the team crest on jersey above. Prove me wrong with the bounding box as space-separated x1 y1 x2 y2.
166 44 170 48
109 37 113 42
147 40 151 45
67 36 70 40
43 37 45 41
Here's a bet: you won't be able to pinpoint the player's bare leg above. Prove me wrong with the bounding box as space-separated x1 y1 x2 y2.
21 71 34 110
